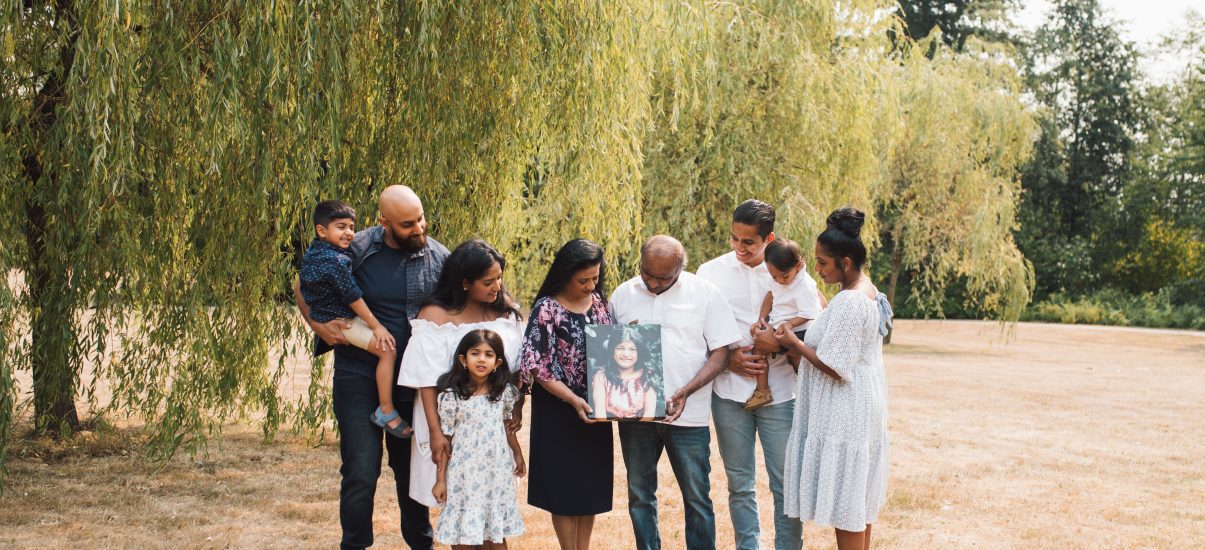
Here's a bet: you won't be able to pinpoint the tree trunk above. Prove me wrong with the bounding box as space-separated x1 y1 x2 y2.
885 243 903 345
22 0 82 436
28 255 81 434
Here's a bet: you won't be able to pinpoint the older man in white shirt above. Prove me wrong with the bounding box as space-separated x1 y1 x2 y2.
697 199 811 550
610 235 742 550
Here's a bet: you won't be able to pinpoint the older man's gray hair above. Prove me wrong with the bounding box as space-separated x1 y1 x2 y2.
641 235 687 270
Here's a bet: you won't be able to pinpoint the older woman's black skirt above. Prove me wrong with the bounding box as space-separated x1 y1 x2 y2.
527 383 614 515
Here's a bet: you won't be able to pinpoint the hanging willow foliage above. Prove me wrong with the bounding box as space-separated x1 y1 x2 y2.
881 37 1037 320
0 0 1034 485
640 0 899 268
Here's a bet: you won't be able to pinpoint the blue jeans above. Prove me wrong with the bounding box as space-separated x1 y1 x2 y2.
332 370 433 550
712 397 802 550
618 422 715 550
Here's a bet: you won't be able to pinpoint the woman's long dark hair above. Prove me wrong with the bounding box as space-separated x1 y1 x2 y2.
425 239 521 319
437 329 512 402
534 238 608 301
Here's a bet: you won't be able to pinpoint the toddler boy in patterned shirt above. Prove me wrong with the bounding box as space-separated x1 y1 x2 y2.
300 200 411 437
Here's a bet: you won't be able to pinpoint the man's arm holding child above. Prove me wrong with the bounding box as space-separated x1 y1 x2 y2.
779 316 809 331
347 299 396 352
293 280 350 346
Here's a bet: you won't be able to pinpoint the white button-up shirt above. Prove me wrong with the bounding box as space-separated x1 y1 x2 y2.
610 272 742 427
696 251 798 405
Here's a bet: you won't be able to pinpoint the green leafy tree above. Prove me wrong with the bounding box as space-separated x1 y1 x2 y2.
878 38 1036 321
1017 0 1142 297
0 1 661 480
893 0 1017 53
1108 13 1205 293
639 0 896 268
0 0 1043 485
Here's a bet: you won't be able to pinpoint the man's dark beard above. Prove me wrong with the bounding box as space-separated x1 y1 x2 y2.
396 233 427 253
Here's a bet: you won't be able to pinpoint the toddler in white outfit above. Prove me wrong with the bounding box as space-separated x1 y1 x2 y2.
746 238 824 410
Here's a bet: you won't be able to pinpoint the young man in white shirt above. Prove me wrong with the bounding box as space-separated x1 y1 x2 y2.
610 235 742 550
695 199 806 550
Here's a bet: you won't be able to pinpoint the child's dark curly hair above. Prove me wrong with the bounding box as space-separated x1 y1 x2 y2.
436 329 511 402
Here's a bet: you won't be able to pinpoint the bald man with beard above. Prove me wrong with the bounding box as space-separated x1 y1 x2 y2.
296 185 448 550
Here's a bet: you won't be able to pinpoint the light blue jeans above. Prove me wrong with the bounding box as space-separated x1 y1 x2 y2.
712 396 802 550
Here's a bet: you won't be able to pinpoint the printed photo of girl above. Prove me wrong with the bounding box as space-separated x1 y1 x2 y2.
585 324 666 421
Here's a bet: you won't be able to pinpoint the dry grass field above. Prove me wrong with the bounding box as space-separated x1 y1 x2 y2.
1 320 1202 549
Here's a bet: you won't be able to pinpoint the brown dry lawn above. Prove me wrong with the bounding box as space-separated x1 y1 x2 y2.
2 320 1203 549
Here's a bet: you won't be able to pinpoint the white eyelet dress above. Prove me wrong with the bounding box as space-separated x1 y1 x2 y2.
784 290 894 531
396 315 524 508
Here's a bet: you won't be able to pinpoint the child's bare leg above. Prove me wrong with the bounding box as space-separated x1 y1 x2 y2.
371 347 402 429
485 540 508 550
755 371 770 392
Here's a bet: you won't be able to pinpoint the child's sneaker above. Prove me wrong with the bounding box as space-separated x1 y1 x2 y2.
744 388 773 411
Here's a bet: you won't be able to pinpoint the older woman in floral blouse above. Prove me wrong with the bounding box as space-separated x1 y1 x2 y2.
520 239 616 550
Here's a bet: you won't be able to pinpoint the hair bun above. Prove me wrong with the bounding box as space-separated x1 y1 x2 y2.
825 207 865 238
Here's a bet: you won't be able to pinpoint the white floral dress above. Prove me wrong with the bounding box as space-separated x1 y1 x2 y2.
784 290 893 531
396 315 524 507
435 385 525 545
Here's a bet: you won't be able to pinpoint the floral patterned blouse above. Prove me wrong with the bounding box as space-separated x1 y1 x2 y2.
592 369 650 418
519 294 616 397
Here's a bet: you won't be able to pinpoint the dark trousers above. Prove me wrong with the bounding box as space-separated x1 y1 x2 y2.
333 370 433 550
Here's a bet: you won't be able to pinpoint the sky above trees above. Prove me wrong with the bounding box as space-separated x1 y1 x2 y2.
1015 0 1200 82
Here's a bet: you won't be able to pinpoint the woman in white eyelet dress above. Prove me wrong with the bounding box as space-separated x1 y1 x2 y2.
774 206 893 548
396 239 525 508
780 290 892 530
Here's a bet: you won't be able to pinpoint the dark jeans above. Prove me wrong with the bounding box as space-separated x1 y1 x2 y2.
618 422 716 550
333 370 433 550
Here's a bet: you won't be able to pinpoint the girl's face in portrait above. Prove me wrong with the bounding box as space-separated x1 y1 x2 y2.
813 242 846 285
568 264 601 300
459 342 501 386
613 338 638 372
464 261 503 304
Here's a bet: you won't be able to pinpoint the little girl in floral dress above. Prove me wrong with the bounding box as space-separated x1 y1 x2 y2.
432 329 525 549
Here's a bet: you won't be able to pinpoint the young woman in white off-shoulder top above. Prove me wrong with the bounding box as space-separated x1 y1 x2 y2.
396 239 525 509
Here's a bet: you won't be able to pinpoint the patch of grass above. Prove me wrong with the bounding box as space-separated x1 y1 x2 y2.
1024 288 1204 329
10 421 146 463
887 478 947 512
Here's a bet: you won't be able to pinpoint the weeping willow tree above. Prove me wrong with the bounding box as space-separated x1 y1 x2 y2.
0 0 1035 484
879 37 1036 320
640 0 900 267
0 1 660 476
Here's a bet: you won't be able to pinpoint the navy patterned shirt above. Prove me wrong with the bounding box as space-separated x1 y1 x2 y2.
299 239 362 323
312 226 449 390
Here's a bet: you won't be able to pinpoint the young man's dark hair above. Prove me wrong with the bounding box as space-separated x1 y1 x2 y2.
732 199 775 238
313 200 357 228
